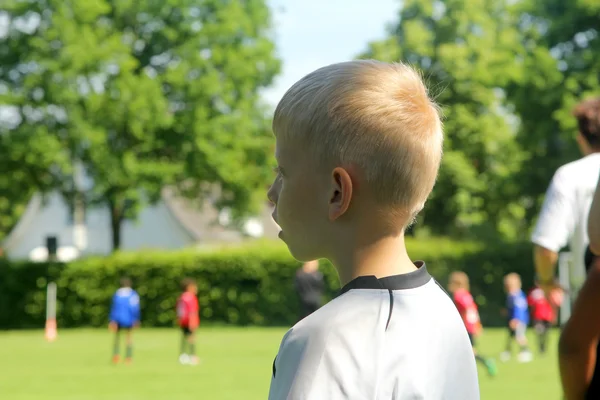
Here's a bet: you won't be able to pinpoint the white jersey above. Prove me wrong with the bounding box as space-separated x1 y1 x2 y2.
532 153 600 292
268 263 479 400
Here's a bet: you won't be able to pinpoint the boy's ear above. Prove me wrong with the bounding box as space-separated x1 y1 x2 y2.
329 167 353 221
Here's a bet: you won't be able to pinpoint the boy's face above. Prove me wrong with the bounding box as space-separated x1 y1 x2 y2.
267 138 330 261
504 278 519 293
448 280 458 293
188 284 198 294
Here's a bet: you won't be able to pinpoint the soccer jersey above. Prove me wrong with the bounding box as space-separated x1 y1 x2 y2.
268 262 479 400
532 153 600 297
506 290 529 325
453 288 481 335
527 287 555 322
109 287 141 327
177 292 199 328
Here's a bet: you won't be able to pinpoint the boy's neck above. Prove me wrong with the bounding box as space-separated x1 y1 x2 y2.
332 234 417 287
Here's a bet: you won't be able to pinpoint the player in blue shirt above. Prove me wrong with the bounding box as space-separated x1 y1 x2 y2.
501 273 532 363
109 277 141 364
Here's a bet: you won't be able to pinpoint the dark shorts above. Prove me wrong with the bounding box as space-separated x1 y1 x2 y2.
116 323 133 331
533 320 551 334
585 246 600 398
585 245 596 271
468 333 476 346
181 326 194 336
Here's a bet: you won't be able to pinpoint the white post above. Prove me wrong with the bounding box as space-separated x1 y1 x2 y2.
45 282 57 342
558 252 572 326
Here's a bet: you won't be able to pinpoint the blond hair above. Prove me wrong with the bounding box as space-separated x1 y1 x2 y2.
273 60 443 222
449 271 470 291
504 273 522 289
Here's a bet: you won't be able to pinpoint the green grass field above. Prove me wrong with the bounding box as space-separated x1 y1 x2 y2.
0 328 562 399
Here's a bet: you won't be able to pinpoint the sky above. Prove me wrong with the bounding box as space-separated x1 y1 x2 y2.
262 0 400 106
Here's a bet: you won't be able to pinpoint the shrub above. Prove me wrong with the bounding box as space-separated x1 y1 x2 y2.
0 238 534 329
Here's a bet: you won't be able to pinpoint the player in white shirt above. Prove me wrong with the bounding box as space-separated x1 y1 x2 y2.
267 60 479 400
559 155 600 399
532 97 600 299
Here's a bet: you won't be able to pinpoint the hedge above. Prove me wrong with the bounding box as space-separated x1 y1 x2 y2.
0 238 535 329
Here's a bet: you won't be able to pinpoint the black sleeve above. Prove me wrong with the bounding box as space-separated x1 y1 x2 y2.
585 246 597 272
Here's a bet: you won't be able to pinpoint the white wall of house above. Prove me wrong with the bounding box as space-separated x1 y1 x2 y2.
5 192 196 260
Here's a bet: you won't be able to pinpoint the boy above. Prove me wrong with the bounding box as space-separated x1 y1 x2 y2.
293 260 325 322
108 277 140 364
448 271 497 377
267 60 479 399
501 273 532 363
527 281 557 355
176 278 199 365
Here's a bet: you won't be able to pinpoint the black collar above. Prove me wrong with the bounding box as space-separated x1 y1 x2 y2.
339 261 431 296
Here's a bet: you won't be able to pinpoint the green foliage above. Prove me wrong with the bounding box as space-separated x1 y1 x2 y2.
504 0 599 225
0 238 534 329
0 0 280 250
0 90 69 242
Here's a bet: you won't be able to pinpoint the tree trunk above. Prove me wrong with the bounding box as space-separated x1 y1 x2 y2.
108 197 123 252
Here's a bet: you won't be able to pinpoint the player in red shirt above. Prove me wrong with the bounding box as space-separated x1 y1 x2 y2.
528 282 562 355
448 271 497 377
177 278 200 365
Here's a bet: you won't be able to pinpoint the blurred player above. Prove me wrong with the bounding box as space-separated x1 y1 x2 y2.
448 271 497 377
559 166 600 399
501 273 532 363
294 260 325 322
532 97 600 303
109 277 141 364
528 281 561 355
177 278 199 365
267 61 478 399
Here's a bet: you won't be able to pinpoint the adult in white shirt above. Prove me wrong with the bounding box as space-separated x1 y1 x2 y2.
558 168 600 400
532 97 600 297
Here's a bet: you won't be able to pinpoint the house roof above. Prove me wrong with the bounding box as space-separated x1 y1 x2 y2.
2 189 279 252
158 187 279 243
2 193 43 252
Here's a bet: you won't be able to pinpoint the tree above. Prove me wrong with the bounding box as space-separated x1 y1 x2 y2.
360 0 528 238
0 115 67 242
0 15 70 243
1 0 280 250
